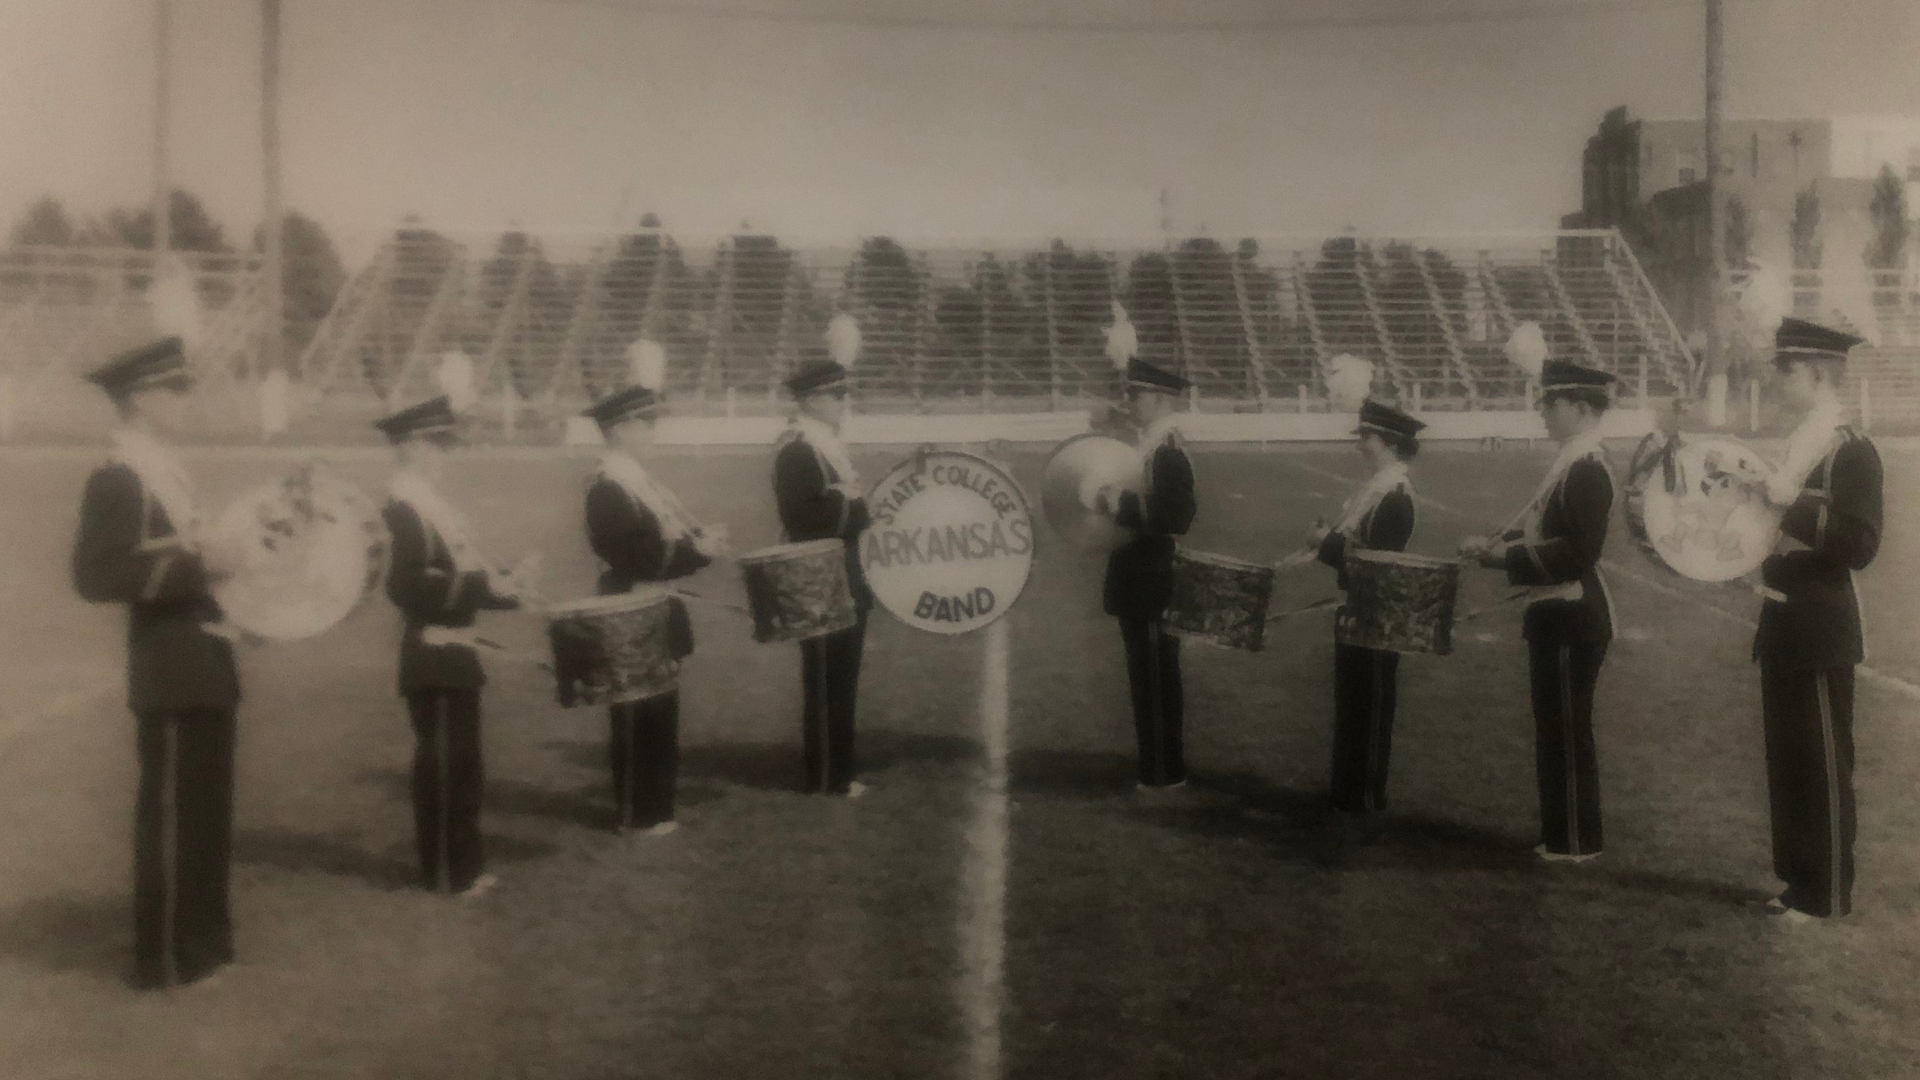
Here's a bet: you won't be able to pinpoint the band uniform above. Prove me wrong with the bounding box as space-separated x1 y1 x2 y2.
773 359 873 795
1317 399 1422 814
70 337 241 989
1755 318 1885 919
583 385 703 832
378 397 521 894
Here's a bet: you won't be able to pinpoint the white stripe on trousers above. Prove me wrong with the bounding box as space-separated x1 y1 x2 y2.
160 720 179 987
1816 672 1842 916
1366 653 1388 812
1145 623 1165 786
1558 647 1581 855
808 638 831 794
437 698 451 893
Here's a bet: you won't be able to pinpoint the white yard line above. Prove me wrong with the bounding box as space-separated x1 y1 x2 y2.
958 617 1012 1080
1280 457 1920 704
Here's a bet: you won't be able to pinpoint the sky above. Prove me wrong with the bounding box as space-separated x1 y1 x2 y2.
1 0 1917 263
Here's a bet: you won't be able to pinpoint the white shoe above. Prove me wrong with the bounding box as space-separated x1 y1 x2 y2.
457 873 499 899
844 781 869 800
1534 844 1600 864
643 820 680 836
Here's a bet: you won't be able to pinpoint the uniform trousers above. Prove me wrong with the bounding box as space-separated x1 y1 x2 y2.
801 615 866 794
404 689 486 892
1528 640 1607 856
609 692 679 829
1330 643 1399 813
132 707 237 989
1760 662 1856 917
1119 617 1185 787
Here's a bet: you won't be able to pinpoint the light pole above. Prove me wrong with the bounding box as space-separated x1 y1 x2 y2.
1702 0 1727 424
154 0 173 258
261 0 285 379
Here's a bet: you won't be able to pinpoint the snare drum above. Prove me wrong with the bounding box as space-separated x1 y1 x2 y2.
1165 548 1275 651
1336 550 1460 656
545 589 683 707
737 539 859 643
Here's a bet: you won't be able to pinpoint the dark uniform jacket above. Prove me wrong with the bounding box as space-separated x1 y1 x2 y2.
1316 479 1415 590
585 474 711 595
773 430 873 612
381 499 519 693
583 470 703 660
1103 428 1197 619
71 463 240 713
1500 452 1615 645
1754 428 1882 670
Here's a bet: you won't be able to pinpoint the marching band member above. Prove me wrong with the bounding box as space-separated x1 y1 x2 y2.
1460 359 1618 863
1754 318 1882 923
583 363 723 835
1308 399 1423 814
377 396 527 897
1097 351 1197 793
71 336 246 990
774 355 873 797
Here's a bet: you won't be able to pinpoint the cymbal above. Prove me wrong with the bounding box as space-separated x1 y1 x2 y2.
1040 433 1144 551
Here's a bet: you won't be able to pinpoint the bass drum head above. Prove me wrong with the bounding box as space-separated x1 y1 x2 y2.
210 467 389 641
1628 436 1782 582
1040 433 1142 551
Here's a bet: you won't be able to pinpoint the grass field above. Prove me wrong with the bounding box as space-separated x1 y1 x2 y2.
1 439 1918 1080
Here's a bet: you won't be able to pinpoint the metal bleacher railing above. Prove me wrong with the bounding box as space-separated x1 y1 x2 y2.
287 228 1700 437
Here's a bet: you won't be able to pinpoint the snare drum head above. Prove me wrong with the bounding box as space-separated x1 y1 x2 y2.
1628 436 1782 582
210 468 388 641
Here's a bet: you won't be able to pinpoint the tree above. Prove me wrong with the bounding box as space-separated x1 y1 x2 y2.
9 196 78 246
103 189 231 252
1865 164 1909 270
1723 195 1752 269
1789 186 1822 270
253 211 347 362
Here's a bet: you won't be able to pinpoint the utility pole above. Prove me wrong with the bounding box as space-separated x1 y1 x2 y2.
1702 0 1727 424
154 0 173 258
261 0 285 378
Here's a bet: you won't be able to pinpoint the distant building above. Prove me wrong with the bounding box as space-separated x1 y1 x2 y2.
1566 107 1920 338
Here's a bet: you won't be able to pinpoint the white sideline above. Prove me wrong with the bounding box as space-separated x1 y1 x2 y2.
1279 456 1920 704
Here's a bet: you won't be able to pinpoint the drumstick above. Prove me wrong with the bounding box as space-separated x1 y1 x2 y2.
1452 589 1533 625
1271 547 1319 573
470 636 556 673
668 586 754 618
1263 596 1339 623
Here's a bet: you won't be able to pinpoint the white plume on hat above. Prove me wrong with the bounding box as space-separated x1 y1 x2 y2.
1735 259 1793 343
627 336 668 391
1821 259 1883 348
150 255 204 352
827 310 862 366
1104 301 1138 369
1503 321 1548 378
435 350 476 413
1323 354 1374 412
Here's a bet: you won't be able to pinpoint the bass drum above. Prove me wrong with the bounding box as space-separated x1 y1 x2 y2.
208 465 390 640
1625 433 1782 583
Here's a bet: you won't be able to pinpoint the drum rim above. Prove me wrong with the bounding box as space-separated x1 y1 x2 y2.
1347 549 1459 569
543 588 673 616
1173 546 1270 573
737 537 845 564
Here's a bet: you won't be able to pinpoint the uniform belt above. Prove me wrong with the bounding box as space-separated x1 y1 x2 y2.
1526 582 1584 604
421 626 481 648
